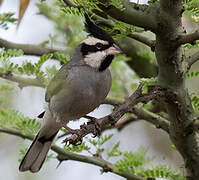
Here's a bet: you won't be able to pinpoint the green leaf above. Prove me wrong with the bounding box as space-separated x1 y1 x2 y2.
114 148 147 174
0 109 40 135
0 12 17 30
54 52 70 63
107 141 122 157
87 138 98 146
110 0 124 11
142 166 186 180
97 134 113 146
61 6 84 16
64 142 90 152
186 71 199 78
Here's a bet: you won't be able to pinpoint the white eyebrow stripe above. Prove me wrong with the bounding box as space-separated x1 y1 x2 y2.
83 36 108 45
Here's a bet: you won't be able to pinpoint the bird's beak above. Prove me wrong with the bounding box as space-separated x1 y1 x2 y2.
106 44 122 55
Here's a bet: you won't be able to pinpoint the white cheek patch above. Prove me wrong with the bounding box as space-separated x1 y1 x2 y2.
84 51 107 68
83 36 108 45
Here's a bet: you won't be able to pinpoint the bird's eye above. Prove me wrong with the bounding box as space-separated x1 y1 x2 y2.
96 43 103 49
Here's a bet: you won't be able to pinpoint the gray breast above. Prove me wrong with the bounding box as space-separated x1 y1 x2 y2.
49 65 112 122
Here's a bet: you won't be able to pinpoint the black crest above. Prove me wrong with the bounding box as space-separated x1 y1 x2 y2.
84 13 114 44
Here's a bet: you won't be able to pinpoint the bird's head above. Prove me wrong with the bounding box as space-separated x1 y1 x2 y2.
80 13 122 71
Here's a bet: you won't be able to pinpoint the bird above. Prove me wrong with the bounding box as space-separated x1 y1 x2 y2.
19 13 122 173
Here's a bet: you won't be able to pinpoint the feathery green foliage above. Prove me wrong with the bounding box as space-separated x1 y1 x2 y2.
37 1 85 52
183 0 199 17
110 0 124 10
190 93 199 111
114 148 147 174
0 12 17 30
142 166 186 180
0 109 40 135
0 49 59 86
86 134 114 156
107 141 122 157
54 52 70 63
64 142 90 152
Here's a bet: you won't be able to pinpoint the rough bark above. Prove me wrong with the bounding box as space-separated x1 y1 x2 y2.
155 1 199 179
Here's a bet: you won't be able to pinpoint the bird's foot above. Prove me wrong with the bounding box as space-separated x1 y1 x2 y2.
93 121 102 137
62 131 82 146
59 124 82 145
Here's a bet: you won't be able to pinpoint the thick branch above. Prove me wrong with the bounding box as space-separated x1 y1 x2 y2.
128 33 156 50
61 1 156 49
44 0 158 79
0 38 64 59
97 0 157 32
0 127 147 180
156 1 199 179
178 30 199 46
62 0 158 32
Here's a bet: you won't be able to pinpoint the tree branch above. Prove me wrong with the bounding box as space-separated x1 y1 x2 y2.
0 127 147 180
0 71 45 88
61 0 156 49
0 71 169 133
104 97 170 133
131 107 170 133
127 33 156 50
0 38 65 59
177 30 199 46
156 1 199 179
186 50 199 72
97 0 158 32
63 84 167 145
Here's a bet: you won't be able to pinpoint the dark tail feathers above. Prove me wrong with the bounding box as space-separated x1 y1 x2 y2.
19 130 58 173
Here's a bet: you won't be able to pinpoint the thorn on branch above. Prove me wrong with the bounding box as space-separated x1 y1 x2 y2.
56 155 65 169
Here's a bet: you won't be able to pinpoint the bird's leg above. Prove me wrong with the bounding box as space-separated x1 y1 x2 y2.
61 123 82 145
62 124 78 134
